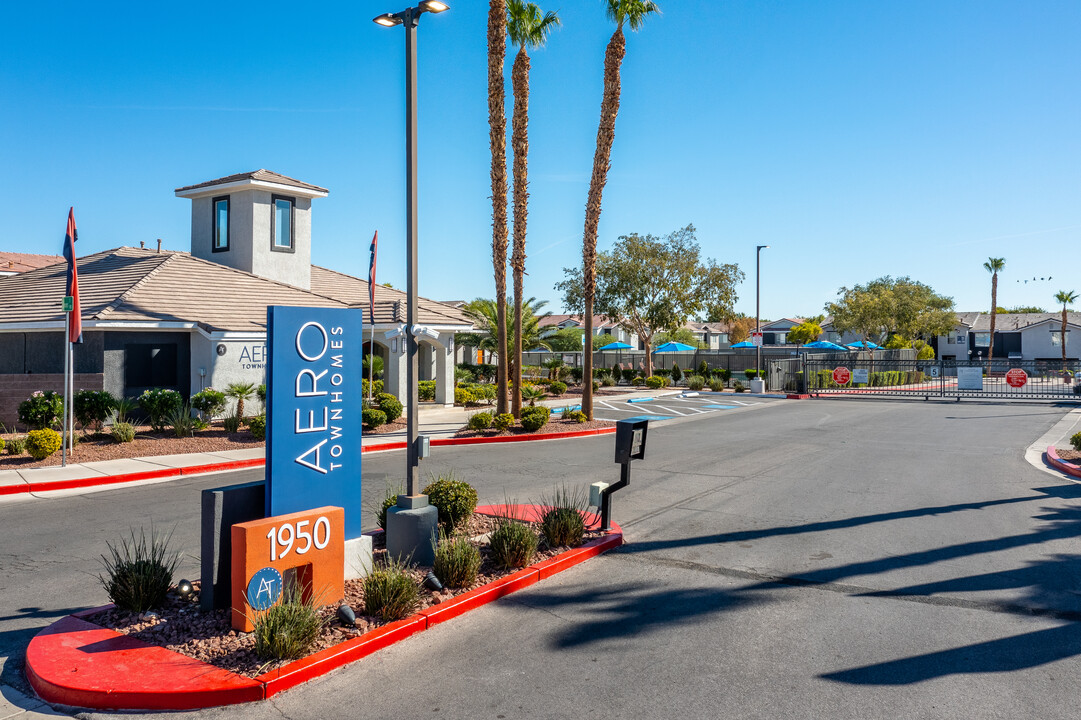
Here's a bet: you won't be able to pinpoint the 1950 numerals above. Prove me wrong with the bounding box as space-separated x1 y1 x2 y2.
266 516 331 561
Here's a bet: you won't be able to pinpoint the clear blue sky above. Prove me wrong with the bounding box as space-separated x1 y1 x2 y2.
3 1 1079 320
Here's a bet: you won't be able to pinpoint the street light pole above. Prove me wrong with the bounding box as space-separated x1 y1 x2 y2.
375 0 448 496
756 245 769 382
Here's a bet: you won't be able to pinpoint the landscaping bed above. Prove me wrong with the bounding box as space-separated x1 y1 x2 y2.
85 511 607 679
454 415 614 439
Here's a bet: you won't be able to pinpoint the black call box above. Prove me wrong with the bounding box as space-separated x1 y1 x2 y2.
615 418 648 464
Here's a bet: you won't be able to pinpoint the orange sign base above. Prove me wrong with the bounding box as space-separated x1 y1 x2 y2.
230 506 345 632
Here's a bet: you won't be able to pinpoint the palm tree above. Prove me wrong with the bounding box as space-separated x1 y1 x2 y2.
225 382 256 421
580 0 660 420
462 297 553 386
488 0 510 416
983 258 1005 371
1055 290 1077 372
507 0 560 419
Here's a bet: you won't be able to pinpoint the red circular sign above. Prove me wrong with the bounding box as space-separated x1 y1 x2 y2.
833 366 851 385
1006 368 1028 388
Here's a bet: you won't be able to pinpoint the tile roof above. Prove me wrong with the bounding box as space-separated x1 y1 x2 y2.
955 312 1081 332
310 266 470 326
174 170 328 195
0 247 470 333
0 251 64 274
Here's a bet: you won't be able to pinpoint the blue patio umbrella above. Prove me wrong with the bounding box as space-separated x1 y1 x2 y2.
802 340 849 351
598 341 633 351
730 341 756 348
653 341 696 352
846 340 881 349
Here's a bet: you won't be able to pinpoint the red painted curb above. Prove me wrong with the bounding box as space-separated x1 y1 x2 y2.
27 467 184 494
180 458 265 476
0 484 29 497
1046 446 1081 479
786 394 810 400
26 507 623 711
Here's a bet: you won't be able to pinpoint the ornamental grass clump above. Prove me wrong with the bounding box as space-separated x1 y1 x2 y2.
488 515 538 570
252 583 325 661
167 403 196 438
363 557 420 621
111 422 136 443
373 482 404 530
432 533 481 589
5 435 26 455
423 473 478 534
26 429 62 460
538 484 587 548
98 526 182 612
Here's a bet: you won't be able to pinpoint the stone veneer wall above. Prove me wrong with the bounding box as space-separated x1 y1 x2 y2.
0 373 104 429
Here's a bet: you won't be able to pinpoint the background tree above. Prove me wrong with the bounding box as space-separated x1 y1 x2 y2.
1002 305 1046 314
653 327 705 349
488 0 510 415
543 327 585 352
579 0 660 420
557 225 742 378
883 277 956 343
1055 290 1077 371
786 320 823 346
727 315 756 344
463 298 552 384
507 1 560 418
983 258 1005 368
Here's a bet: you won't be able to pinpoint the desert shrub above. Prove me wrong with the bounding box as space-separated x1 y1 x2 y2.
565 410 588 423
6 435 26 455
492 413 515 432
468 412 493 431
520 406 550 432
423 473 479 534
570 367 584 383
418 380 436 401
111 422 136 443
26 429 62 460
709 378 725 392
97 526 182 613
538 485 587 548
520 385 547 407
454 387 475 406
376 393 404 423
719 368 732 383
687 375 706 391
167 403 196 438
0 437 4 454
601 376 615 387
744 369 760 380
698 360 709 376
591 380 600 392
613 363 622 381
653 368 670 378
375 482 404 530
632 376 645 386
18 391 64 430
74 390 117 433
549 380 567 396
622 368 636 384
1071 432 1081 451
252 583 324 661
257 383 267 406
670 364 682 383
432 533 481 589
363 559 420 621
469 383 497 405
363 409 387 430
248 414 266 441
489 516 538 569
593 368 610 379
139 389 183 432
645 376 664 389
734 381 746 393
190 388 227 420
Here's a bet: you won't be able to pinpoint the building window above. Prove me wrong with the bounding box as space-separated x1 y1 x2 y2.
213 196 229 252
1051 330 1067 347
125 344 178 388
271 195 295 252
974 332 990 347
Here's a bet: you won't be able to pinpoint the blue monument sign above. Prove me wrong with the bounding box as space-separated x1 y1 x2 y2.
266 306 363 539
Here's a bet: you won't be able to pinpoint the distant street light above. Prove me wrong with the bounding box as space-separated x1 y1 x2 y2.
756 245 769 382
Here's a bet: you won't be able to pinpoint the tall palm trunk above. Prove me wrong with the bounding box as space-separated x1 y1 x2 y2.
1062 306 1069 372
988 273 997 373
511 47 531 419
582 27 627 420
488 0 509 416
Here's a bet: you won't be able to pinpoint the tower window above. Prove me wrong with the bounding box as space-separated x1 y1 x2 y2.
272 195 295 252
213 196 229 252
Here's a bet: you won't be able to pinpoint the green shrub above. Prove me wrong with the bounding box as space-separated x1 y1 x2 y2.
719 368 732 383
592 380 600 392
111 422 136 443
252 582 324 661
432 533 481 589
744 369 760 380
167 403 196 438
363 559 420 621
468 412 493 431
520 406 550 432
376 393 404 423
418 380 436 401
709 379 725 392
565 410 587 423
645 376 664 389
190 388 227 420
488 516 538 569
455 387 475 406
375 482 404 530
538 485 587 548
362 379 385 397
248 414 266 441
423 473 479 534
467 383 497 405
492 413 515 432
653 368 671 378
570 367 585 383
549 380 567 396
687 375 706 391
112 396 135 423
74 390 117 433
520 385 547 406
1071 432 1081 451
734 381 746 393
670 364 682 383
622 368 636 384
18 391 64 430
139 389 183 432
26 429 62 460
223 415 242 433
97 526 182 613
632 376 645 386
698 360 709 376
257 383 267 406
363 409 387 430
5 435 26 455
601 376 615 387
0 437 4 454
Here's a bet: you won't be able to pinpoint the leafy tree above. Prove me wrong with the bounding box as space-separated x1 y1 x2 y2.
786 320 823 346
1002 305 1045 314
1055 290 1077 371
488 0 510 416
727 316 756 344
653 327 705 348
543 327 585 351
826 276 954 347
984 258 1005 366
579 0 661 420
507 1 560 419
463 298 552 399
557 225 742 377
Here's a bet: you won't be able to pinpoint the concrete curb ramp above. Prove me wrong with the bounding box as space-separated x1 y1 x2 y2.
25 505 623 711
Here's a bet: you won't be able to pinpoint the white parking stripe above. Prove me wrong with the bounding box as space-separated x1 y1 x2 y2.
650 405 692 416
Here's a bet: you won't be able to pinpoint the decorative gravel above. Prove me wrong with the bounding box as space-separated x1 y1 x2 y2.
88 512 605 678
453 416 614 439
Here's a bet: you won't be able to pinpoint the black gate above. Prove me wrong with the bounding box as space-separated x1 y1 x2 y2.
804 358 1081 401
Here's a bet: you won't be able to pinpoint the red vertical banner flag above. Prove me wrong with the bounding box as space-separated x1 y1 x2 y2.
367 231 378 324
63 207 83 344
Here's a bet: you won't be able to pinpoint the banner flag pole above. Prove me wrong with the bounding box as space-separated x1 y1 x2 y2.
62 314 69 467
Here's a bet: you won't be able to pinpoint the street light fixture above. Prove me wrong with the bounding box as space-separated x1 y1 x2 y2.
756 245 769 385
373 2 450 497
